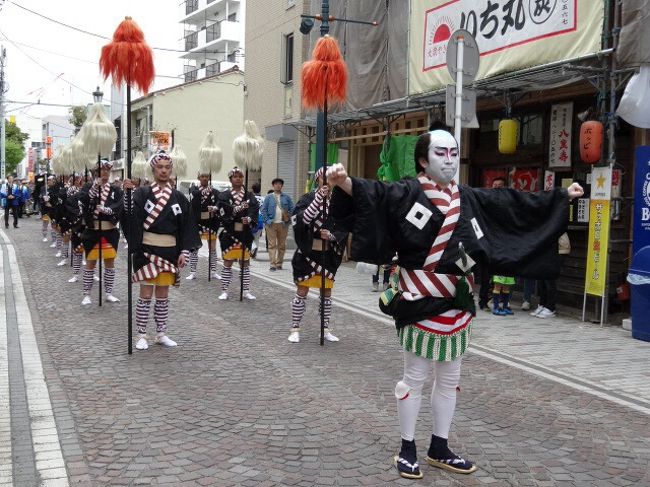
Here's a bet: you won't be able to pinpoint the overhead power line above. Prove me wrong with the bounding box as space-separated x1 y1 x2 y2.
0 34 185 80
0 27 114 102
11 1 187 53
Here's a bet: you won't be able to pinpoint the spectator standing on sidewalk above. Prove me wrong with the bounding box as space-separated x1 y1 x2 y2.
251 182 265 258
531 232 571 319
261 178 295 271
19 180 30 218
372 264 392 292
488 177 516 316
478 177 507 311
520 279 536 311
1 176 21 229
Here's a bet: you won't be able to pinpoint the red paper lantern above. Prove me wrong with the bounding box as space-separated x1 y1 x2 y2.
579 121 603 164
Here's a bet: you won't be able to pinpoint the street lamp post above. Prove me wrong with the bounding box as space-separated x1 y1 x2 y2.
92 86 105 306
299 1 376 345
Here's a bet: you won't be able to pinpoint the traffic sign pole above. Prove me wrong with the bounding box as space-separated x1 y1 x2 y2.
453 35 464 184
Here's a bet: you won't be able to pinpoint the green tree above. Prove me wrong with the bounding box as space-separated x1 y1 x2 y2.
3 120 29 176
5 120 28 145
5 139 25 175
68 105 87 133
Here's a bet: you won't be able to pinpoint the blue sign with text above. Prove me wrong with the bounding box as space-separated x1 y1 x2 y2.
634 147 650 256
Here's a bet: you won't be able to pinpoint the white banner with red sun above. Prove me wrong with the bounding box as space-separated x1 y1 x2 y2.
408 0 604 95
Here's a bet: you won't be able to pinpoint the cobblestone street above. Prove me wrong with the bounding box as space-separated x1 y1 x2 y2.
2 219 650 486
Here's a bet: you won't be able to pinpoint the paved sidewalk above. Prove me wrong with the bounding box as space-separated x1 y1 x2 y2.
244 246 650 413
1 219 649 486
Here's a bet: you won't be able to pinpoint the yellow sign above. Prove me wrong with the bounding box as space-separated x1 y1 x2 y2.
408 0 604 95
585 199 610 296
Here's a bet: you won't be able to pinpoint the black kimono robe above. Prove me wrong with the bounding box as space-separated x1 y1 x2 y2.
190 185 220 234
291 191 349 283
41 182 63 221
63 186 84 251
57 185 77 235
330 177 569 329
131 185 201 276
217 189 259 255
78 181 124 257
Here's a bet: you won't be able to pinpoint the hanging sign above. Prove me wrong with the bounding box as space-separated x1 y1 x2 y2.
549 102 573 168
543 170 555 191
408 0 605 94
149 131 171 154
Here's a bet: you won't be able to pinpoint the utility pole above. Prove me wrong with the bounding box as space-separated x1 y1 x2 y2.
1 46 6 181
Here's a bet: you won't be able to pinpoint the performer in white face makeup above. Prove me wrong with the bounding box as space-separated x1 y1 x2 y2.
326 126 584 480
421 130 459 186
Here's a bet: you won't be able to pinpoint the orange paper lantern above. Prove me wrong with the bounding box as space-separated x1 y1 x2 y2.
579 121 603 164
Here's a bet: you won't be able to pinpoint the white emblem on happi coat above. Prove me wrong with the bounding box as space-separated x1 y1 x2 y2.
171 203 182 215
405 202 433 230
470 217 484 240
144 200 155 214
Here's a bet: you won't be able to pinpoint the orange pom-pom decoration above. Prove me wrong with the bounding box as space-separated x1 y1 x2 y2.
301 35 347 111
100 17 155 95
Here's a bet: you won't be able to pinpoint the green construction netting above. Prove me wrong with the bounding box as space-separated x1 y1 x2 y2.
309 143 339 172
377 135 418 182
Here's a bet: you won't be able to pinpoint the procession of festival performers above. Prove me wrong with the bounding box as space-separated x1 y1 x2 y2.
35 127 583 480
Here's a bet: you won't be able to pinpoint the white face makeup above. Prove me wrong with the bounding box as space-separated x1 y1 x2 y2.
422 130 459 185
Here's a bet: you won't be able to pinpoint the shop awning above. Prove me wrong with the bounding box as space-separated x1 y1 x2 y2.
288 50 619 131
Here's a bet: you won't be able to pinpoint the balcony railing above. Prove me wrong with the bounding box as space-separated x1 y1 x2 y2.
185 31 198 51
184 66 198 83
206 63 220 77
186 0 198 15
184 61 238 82
206 22 221 43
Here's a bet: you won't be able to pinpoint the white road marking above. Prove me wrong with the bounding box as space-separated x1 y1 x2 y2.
0 248 13 485
251 268 650 417
0 229 70 485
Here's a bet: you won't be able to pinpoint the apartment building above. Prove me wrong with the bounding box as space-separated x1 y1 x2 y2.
41 115 74 155
130 68 245 183
243 0 309 199
180 0 246 83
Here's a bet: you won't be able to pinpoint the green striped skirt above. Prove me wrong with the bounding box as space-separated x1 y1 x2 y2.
398 324 471 362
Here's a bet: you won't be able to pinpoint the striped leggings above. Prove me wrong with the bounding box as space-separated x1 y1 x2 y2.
136 298 169 334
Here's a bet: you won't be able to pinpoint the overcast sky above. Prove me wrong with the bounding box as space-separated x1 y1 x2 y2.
1 0 185 142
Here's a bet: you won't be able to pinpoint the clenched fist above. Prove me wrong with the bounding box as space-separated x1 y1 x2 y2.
567 182 584 201
326 163 353 196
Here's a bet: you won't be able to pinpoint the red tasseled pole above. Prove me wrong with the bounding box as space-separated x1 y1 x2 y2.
100 16 155 94
301 35 347 111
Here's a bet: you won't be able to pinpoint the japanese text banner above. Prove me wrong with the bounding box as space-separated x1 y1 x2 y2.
409 0 604 95
585 199 610 296
585 166 612 297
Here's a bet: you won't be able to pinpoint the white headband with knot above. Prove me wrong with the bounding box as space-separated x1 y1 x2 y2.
149 151 173 168
228 167 244 178
99 159 114 169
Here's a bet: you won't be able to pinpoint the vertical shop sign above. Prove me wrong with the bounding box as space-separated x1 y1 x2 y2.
549 102 573 168
585 165 612 296
633 147 650 255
